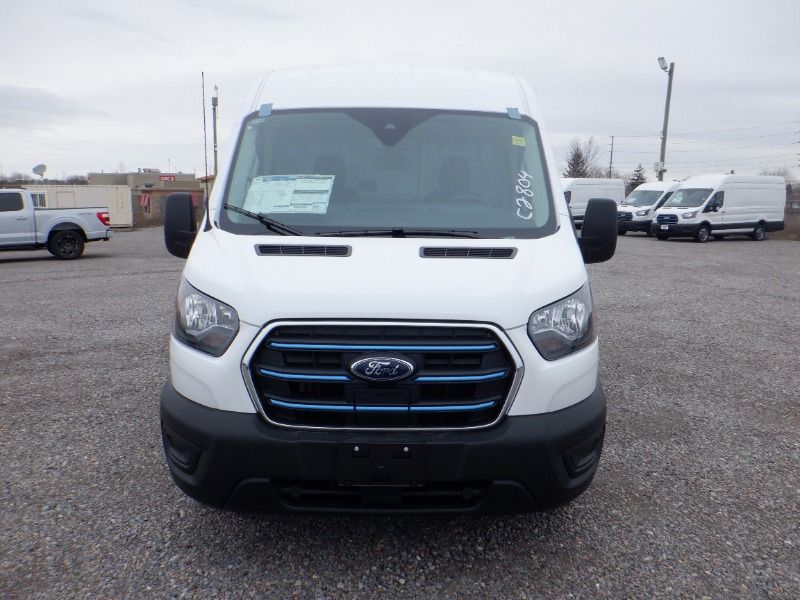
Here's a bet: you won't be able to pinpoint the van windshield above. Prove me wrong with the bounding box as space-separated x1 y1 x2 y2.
623 190 664 207
663 188 712 208
219 108 557 238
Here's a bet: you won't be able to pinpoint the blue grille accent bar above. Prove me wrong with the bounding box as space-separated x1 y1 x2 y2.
269 399 353 411
411 401 496 412
268 341 497 352
414 370 507 383
258 368 350 382
355 405 408 413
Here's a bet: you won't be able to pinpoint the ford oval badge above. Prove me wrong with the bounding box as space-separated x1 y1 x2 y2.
350 356 415 382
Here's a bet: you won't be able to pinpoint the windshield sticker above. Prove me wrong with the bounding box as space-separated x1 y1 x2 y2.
243 175 334 214
514 170 534 221
511 135 526 147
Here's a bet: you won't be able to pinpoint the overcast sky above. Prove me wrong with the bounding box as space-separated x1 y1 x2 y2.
2 0 798 181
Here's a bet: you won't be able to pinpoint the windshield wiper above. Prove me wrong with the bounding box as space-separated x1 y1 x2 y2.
223 204 304 236
319 228 482 238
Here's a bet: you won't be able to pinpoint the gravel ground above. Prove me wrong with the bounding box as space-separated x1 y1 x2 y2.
1 228 798 599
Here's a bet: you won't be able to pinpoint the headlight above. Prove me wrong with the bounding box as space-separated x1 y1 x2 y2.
636 209 650 216
528 284 595 360
174 279 239 356
682 211 698 219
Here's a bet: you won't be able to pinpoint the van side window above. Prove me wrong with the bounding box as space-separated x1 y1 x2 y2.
704 191 724 212
0 192 24 212
656 192 672 209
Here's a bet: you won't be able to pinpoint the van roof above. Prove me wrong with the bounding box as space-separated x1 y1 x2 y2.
631 181 680 192
251 64 539 118
679 174 785 188
561 178 624 187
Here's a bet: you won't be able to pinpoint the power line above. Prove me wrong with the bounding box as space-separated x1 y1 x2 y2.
669 120 800 136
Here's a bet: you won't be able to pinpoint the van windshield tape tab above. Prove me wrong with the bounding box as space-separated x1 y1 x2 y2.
258 103 273 117
506 107 521 120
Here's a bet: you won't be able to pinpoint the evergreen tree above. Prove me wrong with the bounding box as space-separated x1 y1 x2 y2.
626 164 647 193
562 137 600 178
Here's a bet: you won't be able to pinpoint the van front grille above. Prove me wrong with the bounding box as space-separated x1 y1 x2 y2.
248 323 516 429
657 214 678 224
617 212 633 221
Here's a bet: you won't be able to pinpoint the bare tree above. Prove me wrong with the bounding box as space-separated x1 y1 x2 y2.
760 167 794 181
760 167 796 194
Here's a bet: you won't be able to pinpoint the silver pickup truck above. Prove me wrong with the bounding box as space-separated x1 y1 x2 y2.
0 188 113 259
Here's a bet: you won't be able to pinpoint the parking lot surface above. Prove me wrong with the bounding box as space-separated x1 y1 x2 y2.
1 229 798 599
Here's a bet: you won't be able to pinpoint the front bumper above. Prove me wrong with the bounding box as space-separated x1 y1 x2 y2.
160 378 606 514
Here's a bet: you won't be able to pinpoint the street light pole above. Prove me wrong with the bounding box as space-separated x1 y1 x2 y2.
608 135 615 178
657 57 675 181
211 86 219 176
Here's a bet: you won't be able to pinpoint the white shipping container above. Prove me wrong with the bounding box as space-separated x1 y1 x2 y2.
24 185 133 227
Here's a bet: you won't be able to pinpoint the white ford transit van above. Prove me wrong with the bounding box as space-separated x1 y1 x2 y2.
161 65 617 513
651 174 785 242
617 181 679 235
562 178 625 227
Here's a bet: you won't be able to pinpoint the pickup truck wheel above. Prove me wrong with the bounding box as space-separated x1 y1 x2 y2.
48 230 85 259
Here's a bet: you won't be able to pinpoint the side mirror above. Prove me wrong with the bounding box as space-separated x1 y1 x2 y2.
164 192 197 258
578 198 617 264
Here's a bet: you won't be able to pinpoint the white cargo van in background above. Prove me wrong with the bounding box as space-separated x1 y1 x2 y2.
562 178 625 227
652 175 785 242
617 181 679 235
159 64 619 514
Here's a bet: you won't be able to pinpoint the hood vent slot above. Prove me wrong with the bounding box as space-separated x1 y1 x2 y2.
256 245 351 257
421 247 516 259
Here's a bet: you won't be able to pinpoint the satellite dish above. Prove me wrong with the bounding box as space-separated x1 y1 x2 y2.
32 164 47 178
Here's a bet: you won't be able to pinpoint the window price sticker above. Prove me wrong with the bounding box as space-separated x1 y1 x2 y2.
243 174 335 214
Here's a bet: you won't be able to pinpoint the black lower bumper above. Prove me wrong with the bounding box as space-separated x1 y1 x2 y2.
160 379 606 514
650 222 697 236
618 220 651 233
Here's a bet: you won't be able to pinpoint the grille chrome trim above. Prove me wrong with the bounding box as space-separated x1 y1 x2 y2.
267 398 498 413
240 320 524 432
268 341 497 352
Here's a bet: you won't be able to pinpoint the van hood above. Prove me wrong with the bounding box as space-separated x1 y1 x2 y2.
182 226 587 330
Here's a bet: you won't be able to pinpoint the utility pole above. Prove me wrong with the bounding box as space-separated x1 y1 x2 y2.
608 136 615 178
211 86 219 176
657 57 675 181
